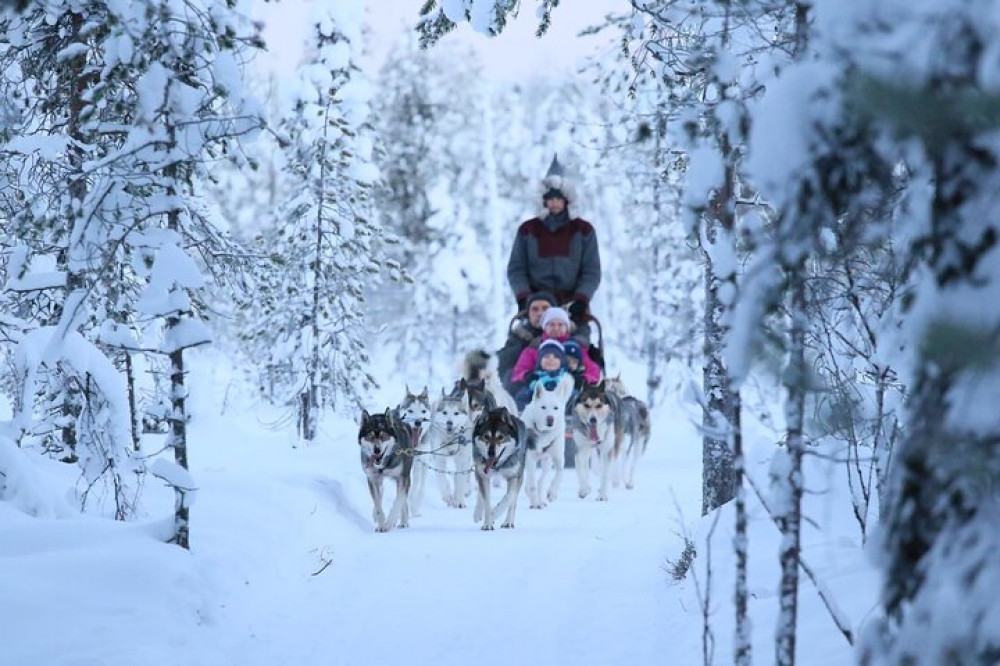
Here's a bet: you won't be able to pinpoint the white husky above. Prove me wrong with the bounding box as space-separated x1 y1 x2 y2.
520 374 574 509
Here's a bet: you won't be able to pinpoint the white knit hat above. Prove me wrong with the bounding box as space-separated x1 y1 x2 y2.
540 307 571 329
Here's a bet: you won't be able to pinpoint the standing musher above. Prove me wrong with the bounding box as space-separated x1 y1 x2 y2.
506 154 602 355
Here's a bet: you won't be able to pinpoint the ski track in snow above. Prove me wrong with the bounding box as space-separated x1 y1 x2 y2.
196 405 700 666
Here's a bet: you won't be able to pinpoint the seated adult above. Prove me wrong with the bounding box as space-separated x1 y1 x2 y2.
497 291 556 393
509 307 600 397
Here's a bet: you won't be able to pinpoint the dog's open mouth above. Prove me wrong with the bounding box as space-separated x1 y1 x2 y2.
370 450 384 466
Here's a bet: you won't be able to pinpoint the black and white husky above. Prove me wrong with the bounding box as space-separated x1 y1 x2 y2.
570 382 623 501
396 386 432 516
520 374 574 508
472 407 527 530
358 408 413 532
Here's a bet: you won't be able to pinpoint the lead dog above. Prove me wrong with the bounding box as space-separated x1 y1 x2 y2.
358 408 413 532
472 407 527 530
520 374 574 508
570 381 623 501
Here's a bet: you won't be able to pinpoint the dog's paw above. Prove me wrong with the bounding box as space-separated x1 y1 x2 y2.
454 500 467 509
546 489 558 502
501 521 515 529
481 522 495 531
375 523 390 533
578 487 590 499
625 481 635 490
597 492 609 502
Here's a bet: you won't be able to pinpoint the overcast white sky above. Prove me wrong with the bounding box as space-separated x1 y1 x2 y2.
255 0 622 83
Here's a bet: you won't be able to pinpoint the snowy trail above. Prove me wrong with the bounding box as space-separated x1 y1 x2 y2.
194 403 702 666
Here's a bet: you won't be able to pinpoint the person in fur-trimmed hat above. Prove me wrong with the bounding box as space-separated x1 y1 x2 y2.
506 154 602 343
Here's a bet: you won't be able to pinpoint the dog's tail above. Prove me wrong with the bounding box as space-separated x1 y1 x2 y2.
463 349 493 382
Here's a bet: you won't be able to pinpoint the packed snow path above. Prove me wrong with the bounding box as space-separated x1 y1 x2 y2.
194 404 701 666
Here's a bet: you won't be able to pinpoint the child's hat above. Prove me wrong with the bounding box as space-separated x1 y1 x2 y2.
536 339 567 367
562 339 584 363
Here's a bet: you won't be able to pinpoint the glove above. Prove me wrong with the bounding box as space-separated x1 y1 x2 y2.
568 299 588 320
516 295 528 312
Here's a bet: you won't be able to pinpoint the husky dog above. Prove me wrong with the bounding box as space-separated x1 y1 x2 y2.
597 374 652 490
413 389 474 511
602 373 630 398
618 395 651 489
463 350 519 418
358 408 413 532
570 382 623 501
520 374 574 509
472 407 527 530
396 386 432 516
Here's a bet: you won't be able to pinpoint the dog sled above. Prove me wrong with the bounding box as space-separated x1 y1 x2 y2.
505 307 607 469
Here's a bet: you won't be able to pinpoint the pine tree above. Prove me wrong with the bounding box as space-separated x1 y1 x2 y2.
242 5 391 439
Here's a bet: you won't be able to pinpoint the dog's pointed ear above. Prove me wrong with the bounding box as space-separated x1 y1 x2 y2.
383 407 392 419
459 377 468 392
420 386 428 399
361 409 370 423
597 379 606 391
405 383 412 396
534 382 546 400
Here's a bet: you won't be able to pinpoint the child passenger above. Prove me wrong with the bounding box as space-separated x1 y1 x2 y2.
514 339 568 411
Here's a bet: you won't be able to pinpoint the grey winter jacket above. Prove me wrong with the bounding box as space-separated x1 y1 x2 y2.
506 215 601 305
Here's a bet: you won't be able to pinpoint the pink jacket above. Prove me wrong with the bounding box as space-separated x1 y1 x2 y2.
510 334 601 385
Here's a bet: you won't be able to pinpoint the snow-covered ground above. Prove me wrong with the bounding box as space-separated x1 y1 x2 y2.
0 350 878 665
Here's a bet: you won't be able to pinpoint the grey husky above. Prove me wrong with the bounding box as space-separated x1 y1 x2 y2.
600 375 652 490
396 386 432 516
358 408 413 532
472 407 528 530
411 389 474 513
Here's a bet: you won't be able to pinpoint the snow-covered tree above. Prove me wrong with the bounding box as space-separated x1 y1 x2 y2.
239 4 391 439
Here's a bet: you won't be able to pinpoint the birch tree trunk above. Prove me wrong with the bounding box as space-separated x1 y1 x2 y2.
775 268 806 666
164 127 190 550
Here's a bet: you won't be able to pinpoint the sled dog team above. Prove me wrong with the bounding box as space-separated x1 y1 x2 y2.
357 351 651 532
